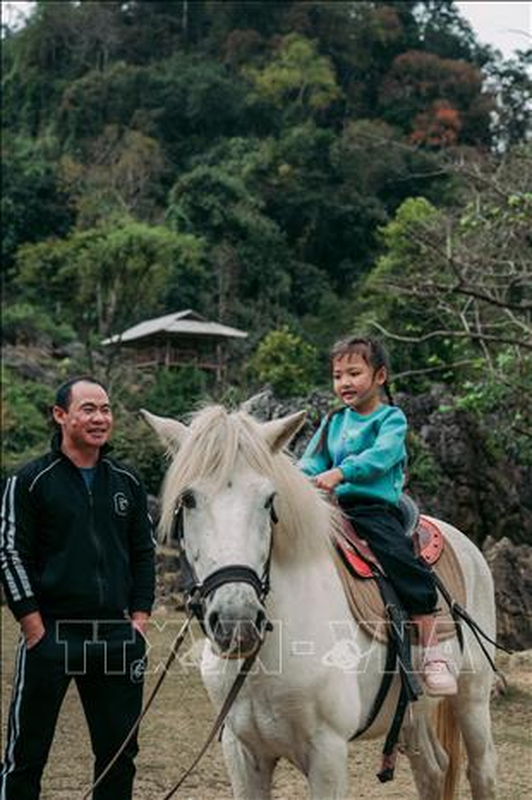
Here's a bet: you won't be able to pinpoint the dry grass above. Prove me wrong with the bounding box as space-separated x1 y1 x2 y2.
1 609 530 799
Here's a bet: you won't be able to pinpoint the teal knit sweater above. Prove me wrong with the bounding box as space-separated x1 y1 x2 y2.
299 404 407 506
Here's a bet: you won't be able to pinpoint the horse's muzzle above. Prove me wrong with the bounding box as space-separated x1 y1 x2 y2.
205 592 268 659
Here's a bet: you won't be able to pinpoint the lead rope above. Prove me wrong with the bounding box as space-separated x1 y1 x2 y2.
161 647 261 800
80 615 267 800
80 614 193 800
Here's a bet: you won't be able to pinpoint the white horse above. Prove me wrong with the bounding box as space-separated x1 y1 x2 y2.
143 405 497 800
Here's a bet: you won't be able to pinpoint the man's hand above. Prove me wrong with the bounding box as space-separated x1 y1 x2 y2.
314 468 344 493
20 611 45 650
131 611 150 637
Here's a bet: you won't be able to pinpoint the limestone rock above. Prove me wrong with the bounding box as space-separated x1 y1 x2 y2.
483 536 532 651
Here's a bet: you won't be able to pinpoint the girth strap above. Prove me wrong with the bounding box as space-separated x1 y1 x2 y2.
351 570 422 783
347 545 423 784
351 630 397 742
376 573 421 703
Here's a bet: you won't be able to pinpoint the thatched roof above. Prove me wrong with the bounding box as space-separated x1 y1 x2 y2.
102 310 248 346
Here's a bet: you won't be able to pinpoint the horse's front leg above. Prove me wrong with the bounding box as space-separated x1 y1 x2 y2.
306 728 349 800
221 725 276 800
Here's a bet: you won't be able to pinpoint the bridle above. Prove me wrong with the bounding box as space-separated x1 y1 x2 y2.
174 497 276 637
80 492 278 800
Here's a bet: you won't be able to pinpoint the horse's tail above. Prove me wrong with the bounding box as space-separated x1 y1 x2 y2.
435 699 461 800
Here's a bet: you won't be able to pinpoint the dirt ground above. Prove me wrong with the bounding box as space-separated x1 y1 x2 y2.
1 608 531 800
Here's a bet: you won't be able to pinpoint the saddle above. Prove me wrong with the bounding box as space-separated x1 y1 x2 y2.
331 497 499 783
333 496 466 645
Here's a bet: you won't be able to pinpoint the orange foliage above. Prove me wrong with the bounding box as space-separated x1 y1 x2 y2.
410 101 462 148
378 50 492 145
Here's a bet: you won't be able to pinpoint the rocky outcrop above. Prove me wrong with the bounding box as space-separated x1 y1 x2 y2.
398 387 532 546
155 547 184 610
483 536 532 651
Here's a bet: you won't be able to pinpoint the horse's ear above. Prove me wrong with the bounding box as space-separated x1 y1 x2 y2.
140 409 188 453
240 390 270 415
261 410 307 453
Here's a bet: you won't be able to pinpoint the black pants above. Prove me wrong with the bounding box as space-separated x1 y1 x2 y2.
0 619 147 800
340 499 438 616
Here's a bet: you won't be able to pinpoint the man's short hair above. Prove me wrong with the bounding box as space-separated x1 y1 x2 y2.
54 376 109 411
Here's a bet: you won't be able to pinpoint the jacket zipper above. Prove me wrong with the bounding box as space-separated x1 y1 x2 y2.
86 483 105 609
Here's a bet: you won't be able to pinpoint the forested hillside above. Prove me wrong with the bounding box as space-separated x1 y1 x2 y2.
2 1 531 512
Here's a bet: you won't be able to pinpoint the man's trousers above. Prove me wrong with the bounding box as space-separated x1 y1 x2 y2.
0 619 147 800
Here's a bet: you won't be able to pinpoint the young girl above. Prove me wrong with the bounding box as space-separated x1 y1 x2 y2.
299 335 457 696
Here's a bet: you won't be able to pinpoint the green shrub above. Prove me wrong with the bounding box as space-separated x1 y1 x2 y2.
406 430 442 494
138 367 208 419
110 367 210 493
247 327 319 398
2 302 76 346
454 350 531 466
1 369 54 478
111 410 169 496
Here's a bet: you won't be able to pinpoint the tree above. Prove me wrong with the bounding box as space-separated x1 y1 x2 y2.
2 136 75 284
485 48 532 152
378 50 494 147
2 2 97 133
361 147 532 458
375 151 531 356
330 117 447 212
247 327 319 397
245 33 343 121
1 368 55 477
57 55 251 161
57 61 145 145
15 218 206 352
415 0 489 63
167 165 291 330
60 125 167 226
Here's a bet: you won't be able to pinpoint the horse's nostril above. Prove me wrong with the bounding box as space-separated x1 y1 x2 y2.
256 608 266 634
208 610 220 635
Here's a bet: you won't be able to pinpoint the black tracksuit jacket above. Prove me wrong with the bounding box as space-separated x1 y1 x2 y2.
0 439 155 621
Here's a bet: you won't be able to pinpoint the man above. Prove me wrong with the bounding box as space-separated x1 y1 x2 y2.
0 376 155 800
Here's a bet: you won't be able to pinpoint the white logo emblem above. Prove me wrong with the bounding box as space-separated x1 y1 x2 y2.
322 639 362 671
114 493 129 516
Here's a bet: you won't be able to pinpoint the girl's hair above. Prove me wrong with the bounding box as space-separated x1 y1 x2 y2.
313 335 394 454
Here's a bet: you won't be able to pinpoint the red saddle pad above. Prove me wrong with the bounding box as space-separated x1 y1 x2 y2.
338 515 444 579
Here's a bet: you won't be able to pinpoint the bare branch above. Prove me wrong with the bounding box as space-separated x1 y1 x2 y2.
374 274 532 313
369 321 532 350
394 360 480 380
403 229 532 312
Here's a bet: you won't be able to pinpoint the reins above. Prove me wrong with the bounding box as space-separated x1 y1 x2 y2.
161 646 261 799
80 499 276 800
431 571 512 679
80 614 193 800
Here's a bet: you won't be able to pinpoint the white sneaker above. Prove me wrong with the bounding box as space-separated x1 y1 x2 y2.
422 657 458 697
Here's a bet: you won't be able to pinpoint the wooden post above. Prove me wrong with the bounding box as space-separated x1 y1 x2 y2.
215 342 225 387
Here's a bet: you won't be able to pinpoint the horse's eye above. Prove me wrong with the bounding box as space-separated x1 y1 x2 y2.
181 491 196 509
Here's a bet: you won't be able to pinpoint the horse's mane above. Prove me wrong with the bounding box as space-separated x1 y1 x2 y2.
159 405 343 562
